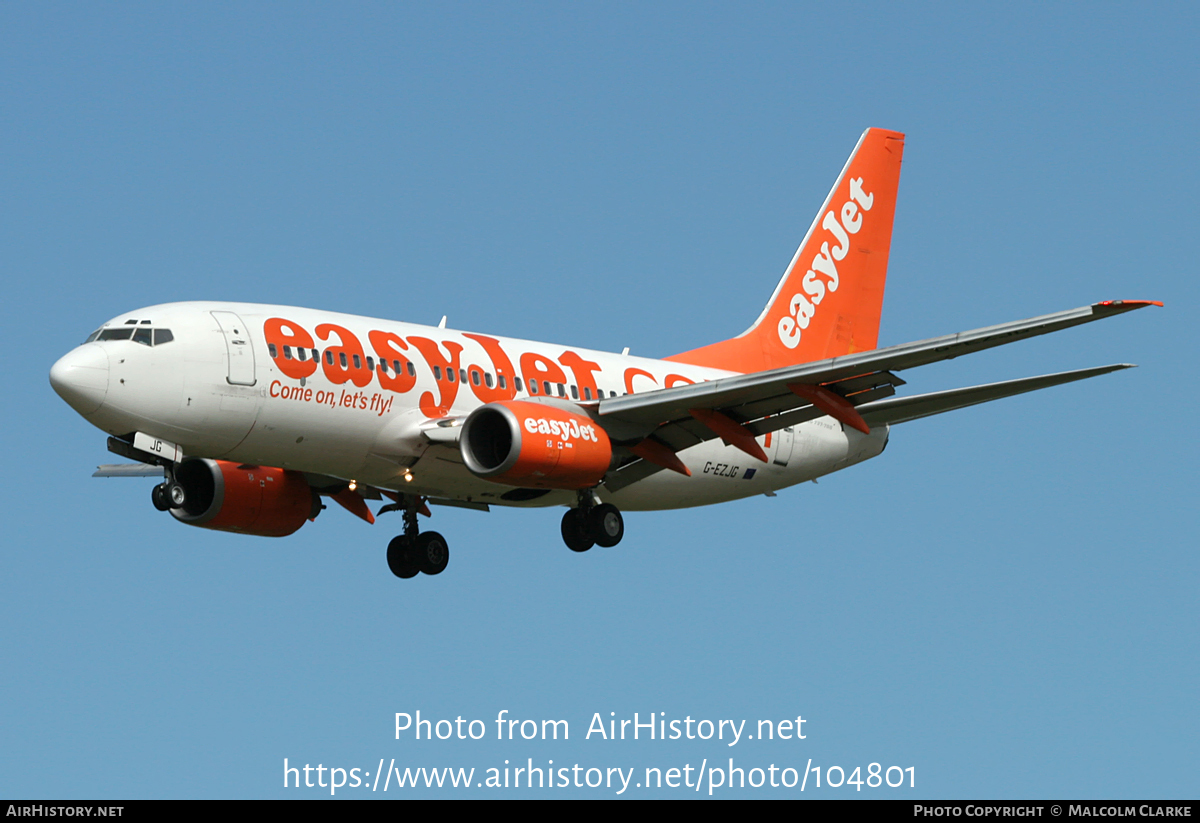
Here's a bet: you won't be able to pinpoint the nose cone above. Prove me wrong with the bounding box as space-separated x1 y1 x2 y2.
50 344 110 416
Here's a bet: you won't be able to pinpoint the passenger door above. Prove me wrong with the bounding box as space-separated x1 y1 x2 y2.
210 310 256 386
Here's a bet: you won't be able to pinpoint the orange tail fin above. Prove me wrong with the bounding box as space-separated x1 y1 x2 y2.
667 128 905 373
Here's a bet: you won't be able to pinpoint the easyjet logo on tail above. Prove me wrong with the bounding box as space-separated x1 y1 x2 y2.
778 177 874 349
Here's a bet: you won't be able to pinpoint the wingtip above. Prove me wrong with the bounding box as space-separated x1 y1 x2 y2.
1095 299 1164 309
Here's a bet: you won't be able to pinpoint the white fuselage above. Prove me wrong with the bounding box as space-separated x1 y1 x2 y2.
52 302 888 510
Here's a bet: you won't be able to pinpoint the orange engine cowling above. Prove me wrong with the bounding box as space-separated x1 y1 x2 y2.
169 458 318 537
460 400 613 489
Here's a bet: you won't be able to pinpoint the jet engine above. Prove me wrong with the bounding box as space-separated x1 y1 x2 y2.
459 400 612 489
169 458 319 537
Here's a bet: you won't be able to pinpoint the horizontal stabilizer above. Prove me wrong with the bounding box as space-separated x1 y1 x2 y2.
93 463 166 477
856 364 1135 427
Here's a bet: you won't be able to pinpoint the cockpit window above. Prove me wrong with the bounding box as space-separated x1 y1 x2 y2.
92 327 175 345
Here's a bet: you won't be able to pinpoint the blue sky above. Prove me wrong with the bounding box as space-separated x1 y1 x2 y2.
2 3 1197 798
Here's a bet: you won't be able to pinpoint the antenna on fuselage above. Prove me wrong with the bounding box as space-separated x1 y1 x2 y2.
438 316 447 329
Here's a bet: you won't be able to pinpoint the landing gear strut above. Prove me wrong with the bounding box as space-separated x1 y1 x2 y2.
386 498 449 579
561 492 624 552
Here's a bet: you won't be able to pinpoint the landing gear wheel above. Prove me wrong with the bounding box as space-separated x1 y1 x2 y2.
166 481 187 509
387 535 420 579
414 531 450 575
588 503 624 548
151 483 171 512
561 509 594 553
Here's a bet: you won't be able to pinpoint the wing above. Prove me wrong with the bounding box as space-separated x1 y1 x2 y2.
597 300 1159 491
94 463 167 477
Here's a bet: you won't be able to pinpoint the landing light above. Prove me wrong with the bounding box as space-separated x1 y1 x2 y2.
348 480 357 491
404 471 414 483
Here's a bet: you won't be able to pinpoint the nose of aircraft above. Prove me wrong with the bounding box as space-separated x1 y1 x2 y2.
50 344 110 416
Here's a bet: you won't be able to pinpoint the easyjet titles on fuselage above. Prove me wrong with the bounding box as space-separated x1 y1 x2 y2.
261 316 703 418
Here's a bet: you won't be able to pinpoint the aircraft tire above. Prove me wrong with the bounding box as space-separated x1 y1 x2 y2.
415 531 450 576
166 481 187 509
387 535 420 579
151 483 171 512
589 504 624 548
561 509 594 553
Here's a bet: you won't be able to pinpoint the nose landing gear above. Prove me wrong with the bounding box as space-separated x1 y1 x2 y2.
560 493 624 553
151 467 185 512
386 498 449 579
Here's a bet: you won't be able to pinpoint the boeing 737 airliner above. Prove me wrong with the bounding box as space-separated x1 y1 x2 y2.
49 128 1160 579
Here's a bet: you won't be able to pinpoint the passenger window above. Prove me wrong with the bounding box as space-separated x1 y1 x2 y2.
407 362 416 376
529 379 539 395
434 366 442 380
325 350 334 365
584 387 592 400
485 373 494 388
298 348 308 361
498 375 506 390
379 360 388 374
284 346 294 360
154 329 173 345
459 369 467 384
339 352 348 368
133 328 152 346
366 356 374 371
556 383 565 397
570 385 579 400
471 370 481 386
448 368 456 383
515 377 523 392
543 381 552 396
352 354 361 369
268 343 278 358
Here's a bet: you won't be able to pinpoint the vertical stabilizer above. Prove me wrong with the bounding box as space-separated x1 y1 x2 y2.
667 128 905 373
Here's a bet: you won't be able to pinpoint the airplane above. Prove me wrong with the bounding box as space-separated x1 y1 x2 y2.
48 128 1160 580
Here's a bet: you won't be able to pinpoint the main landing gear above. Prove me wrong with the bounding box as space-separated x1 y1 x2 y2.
561 493 624 553
387 500 449 579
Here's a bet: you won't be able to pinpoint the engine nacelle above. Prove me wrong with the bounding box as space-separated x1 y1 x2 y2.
459 400 613 489
169 458 318 537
